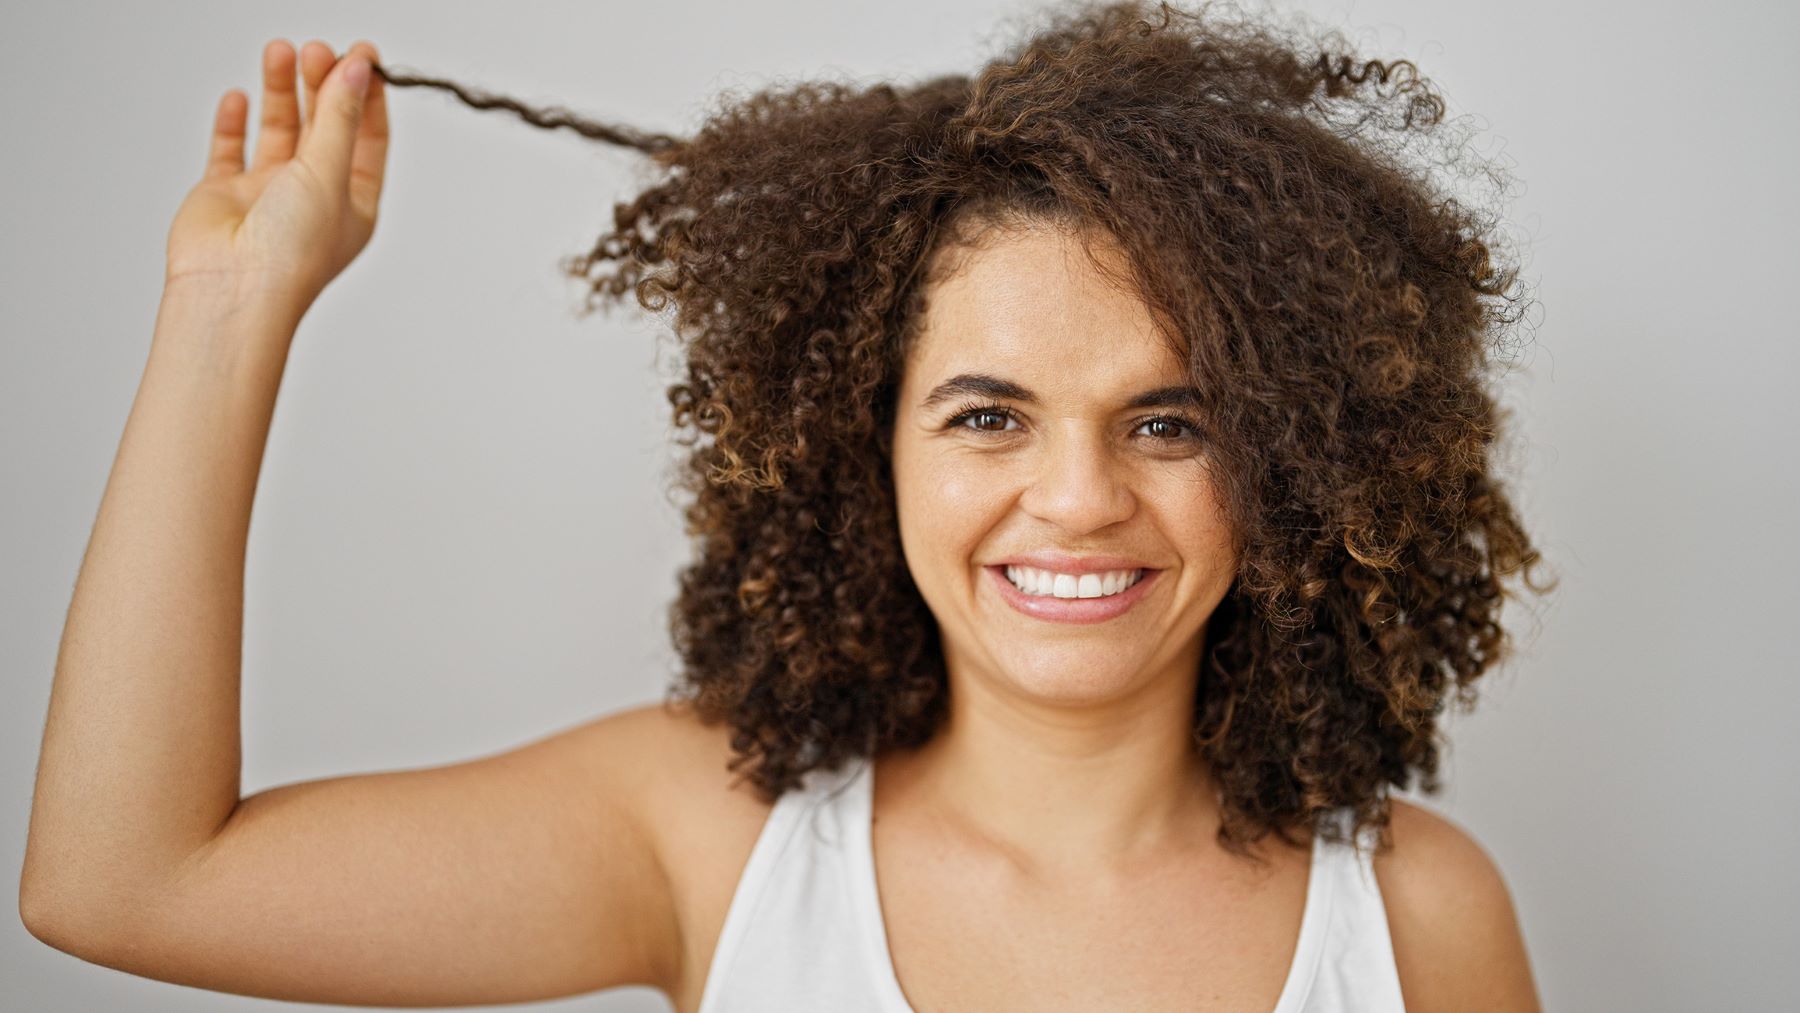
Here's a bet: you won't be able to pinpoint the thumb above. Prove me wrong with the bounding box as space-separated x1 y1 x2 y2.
299 54 372 188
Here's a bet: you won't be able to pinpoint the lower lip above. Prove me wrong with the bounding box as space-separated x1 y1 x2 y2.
985 566 1161 625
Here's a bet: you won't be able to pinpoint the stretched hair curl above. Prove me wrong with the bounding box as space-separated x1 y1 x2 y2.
374 0 1556 860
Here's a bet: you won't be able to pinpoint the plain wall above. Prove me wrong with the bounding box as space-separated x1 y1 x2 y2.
4 0 1795 1010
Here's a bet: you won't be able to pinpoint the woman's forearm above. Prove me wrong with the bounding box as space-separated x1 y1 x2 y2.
22 282 303 920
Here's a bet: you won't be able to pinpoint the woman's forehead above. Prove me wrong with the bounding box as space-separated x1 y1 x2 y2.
905 230 1183 385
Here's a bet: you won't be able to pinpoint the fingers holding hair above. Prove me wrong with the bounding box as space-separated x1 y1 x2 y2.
202 37 387 206
296 46 374 191
341 41 390 217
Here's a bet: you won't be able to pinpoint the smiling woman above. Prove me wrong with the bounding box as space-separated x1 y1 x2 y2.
370 0 1556 1007
892 222 1241 671
24 0 1552 1010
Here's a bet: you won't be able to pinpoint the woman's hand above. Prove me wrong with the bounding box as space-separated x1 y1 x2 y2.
164 39 389 317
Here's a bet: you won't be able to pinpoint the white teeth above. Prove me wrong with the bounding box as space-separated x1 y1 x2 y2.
1004 565 1144 599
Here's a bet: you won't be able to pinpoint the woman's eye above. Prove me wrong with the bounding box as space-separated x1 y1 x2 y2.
948 406 1019 433
1140 418 1187 440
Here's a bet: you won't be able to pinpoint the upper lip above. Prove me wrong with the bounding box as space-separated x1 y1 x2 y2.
990 552 1158 575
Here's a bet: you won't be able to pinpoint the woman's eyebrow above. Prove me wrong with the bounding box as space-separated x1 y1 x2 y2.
919 372 1202 411
919 373 1032 410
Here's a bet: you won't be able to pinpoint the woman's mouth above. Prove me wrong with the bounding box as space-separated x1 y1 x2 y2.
985 564 1160 625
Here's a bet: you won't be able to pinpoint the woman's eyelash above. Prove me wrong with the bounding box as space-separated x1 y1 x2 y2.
943 401 1021 433
941 401 1203 442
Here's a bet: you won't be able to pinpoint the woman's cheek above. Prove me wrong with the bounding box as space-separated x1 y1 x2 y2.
936 458 1018 534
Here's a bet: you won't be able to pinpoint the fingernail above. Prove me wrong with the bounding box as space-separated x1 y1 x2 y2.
344 56 370 96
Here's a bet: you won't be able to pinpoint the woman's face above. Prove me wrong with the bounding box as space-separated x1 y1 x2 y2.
890 221 1240 706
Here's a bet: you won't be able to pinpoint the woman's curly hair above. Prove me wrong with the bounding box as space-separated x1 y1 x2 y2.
375 0 1556 859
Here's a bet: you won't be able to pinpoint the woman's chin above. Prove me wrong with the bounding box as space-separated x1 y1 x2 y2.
983 646 1163 706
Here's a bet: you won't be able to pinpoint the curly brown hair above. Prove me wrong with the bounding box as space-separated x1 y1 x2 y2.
374 0 1556 859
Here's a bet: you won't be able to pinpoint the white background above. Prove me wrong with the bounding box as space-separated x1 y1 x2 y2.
4 0 1795 1009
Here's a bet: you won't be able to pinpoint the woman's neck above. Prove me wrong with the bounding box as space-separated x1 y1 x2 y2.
880 657 1221 877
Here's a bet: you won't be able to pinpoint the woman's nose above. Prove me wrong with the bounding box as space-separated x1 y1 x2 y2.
1016 432 1137 535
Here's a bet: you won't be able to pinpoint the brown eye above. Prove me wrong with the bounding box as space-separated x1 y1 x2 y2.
1135 416 1202 443
946 404 1021 434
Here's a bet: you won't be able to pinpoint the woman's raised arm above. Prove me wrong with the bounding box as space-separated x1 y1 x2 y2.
18 39 696 1004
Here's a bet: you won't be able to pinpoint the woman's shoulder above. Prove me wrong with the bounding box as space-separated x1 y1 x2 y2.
1370 797 1542 1012
589 700 777 1009
595 697 778 889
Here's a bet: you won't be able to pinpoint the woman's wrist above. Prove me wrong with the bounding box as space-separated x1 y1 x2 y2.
149 275 307 374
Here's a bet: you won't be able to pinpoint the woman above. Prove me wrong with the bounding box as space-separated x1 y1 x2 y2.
21 1 1552 1010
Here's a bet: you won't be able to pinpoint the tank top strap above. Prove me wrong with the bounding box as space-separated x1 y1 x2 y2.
697 757 891 1013
1292 806 1408 1012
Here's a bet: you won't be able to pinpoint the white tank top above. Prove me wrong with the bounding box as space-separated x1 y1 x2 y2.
697 754 1407 1011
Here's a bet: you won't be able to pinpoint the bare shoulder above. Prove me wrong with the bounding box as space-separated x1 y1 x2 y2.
600 699 775 1011
604 697 775 848
1370 797 1543 1013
